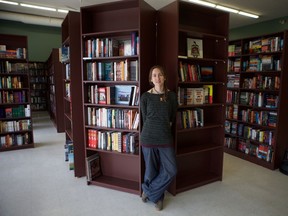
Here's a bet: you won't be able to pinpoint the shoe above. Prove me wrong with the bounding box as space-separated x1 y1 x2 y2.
155 199 163 211
141 191 148 203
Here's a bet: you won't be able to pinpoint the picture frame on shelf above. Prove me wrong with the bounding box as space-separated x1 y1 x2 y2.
187 38 203 58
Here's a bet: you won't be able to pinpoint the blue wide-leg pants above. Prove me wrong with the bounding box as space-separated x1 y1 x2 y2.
141 146 177 203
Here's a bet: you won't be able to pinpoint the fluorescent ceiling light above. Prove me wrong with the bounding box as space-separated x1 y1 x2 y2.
189 0 216 8
239 11 259 19
216 5 239 13
0 0 18 5
20 3 56 12
57 9 68 13
188 0 259 19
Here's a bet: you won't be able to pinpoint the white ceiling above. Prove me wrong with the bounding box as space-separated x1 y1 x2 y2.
0 0 288 28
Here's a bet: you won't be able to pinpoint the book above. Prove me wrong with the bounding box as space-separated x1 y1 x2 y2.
187 38 203 58
114 85 135 105
203 85 213 104
86 153 101 181
200 66 214 81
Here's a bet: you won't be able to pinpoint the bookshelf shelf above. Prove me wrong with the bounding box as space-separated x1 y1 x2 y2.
81 0 156 195
157 0 228 195
46 48 65 133
29 61 47 111
0 34 34 152
225 31 288 169
61 11 86 177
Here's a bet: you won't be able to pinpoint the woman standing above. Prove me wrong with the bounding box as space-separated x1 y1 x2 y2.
140 65 177 211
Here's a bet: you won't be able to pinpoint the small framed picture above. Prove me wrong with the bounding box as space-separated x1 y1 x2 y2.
187 38 203 58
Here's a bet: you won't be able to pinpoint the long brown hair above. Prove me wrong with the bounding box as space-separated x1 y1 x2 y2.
149 65 168 101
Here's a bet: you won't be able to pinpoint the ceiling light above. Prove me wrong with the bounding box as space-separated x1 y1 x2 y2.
0 0 18 5
238 11 259 19
188 0 216 8
216 5 239 14
20 3 56 12
57 9 68 13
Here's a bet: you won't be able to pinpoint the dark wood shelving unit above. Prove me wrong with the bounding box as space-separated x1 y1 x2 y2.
80 0 156 195
225 31 288 169
61 11 86 177
156 1 229 195
29 61 47 111
0 34 34 151
46 48 64 133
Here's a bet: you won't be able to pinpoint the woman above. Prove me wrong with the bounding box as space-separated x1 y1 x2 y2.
140 65 178 211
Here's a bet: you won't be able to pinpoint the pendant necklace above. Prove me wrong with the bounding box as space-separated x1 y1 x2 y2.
154 87 164 101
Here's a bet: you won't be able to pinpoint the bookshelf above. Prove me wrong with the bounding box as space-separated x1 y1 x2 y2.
29 61 47 111
46 48 65 133
61 11 86 177
225 31 288 170
156 1 229 195
0 34 34 151
81 0 156 195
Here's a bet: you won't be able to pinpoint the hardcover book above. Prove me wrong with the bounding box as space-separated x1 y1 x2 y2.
187 38 203 58
115 85 134 105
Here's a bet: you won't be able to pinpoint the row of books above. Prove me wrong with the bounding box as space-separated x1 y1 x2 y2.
227 73 240 88
87 85 139 106
240 92 279 108
242 75 280 90
239 109 277 127
0 76 24 89
178 61 213 82
0 105 30 118
227 58 240 72
243 55 281 72
85 60 138 81
0 61 28 74
0 119 31 133
0 133 30 148
83 32 138 58
228 44 242 57
0 45 27 59
0 90 27 104
87 129 138 154
226 90 239 104
177 108 204 129
178 85 213 105
224 137 237 149
246 36 283 54
226 104 238 120
87 107 139 130
225 121 275 146
30 77 47 83
31 96 47 103
238 139 274 163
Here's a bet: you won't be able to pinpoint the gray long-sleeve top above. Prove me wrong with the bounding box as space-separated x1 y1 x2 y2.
140 91 177 147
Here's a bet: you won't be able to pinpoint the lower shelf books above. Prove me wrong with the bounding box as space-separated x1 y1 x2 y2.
86 153 101 181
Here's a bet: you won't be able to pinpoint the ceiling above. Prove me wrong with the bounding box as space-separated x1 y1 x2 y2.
0 0 288 28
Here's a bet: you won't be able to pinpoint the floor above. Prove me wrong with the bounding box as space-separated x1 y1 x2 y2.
0 111 287 216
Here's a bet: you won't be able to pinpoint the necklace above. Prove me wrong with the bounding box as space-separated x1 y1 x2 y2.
153 87 165 101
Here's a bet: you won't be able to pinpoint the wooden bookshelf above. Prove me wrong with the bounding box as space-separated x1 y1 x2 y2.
29 61 47 111
61 11 86 177
80 0 156 195
46 48 64 133
0 34 34 151
156 1 229 195
225 31 288 170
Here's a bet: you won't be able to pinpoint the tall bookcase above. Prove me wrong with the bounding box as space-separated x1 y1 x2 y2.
46 48 65 133
156 1 229 195
0 34 34 151
80 0 156 195
61 11 86 177
29 61 47 111
225 31 288 170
